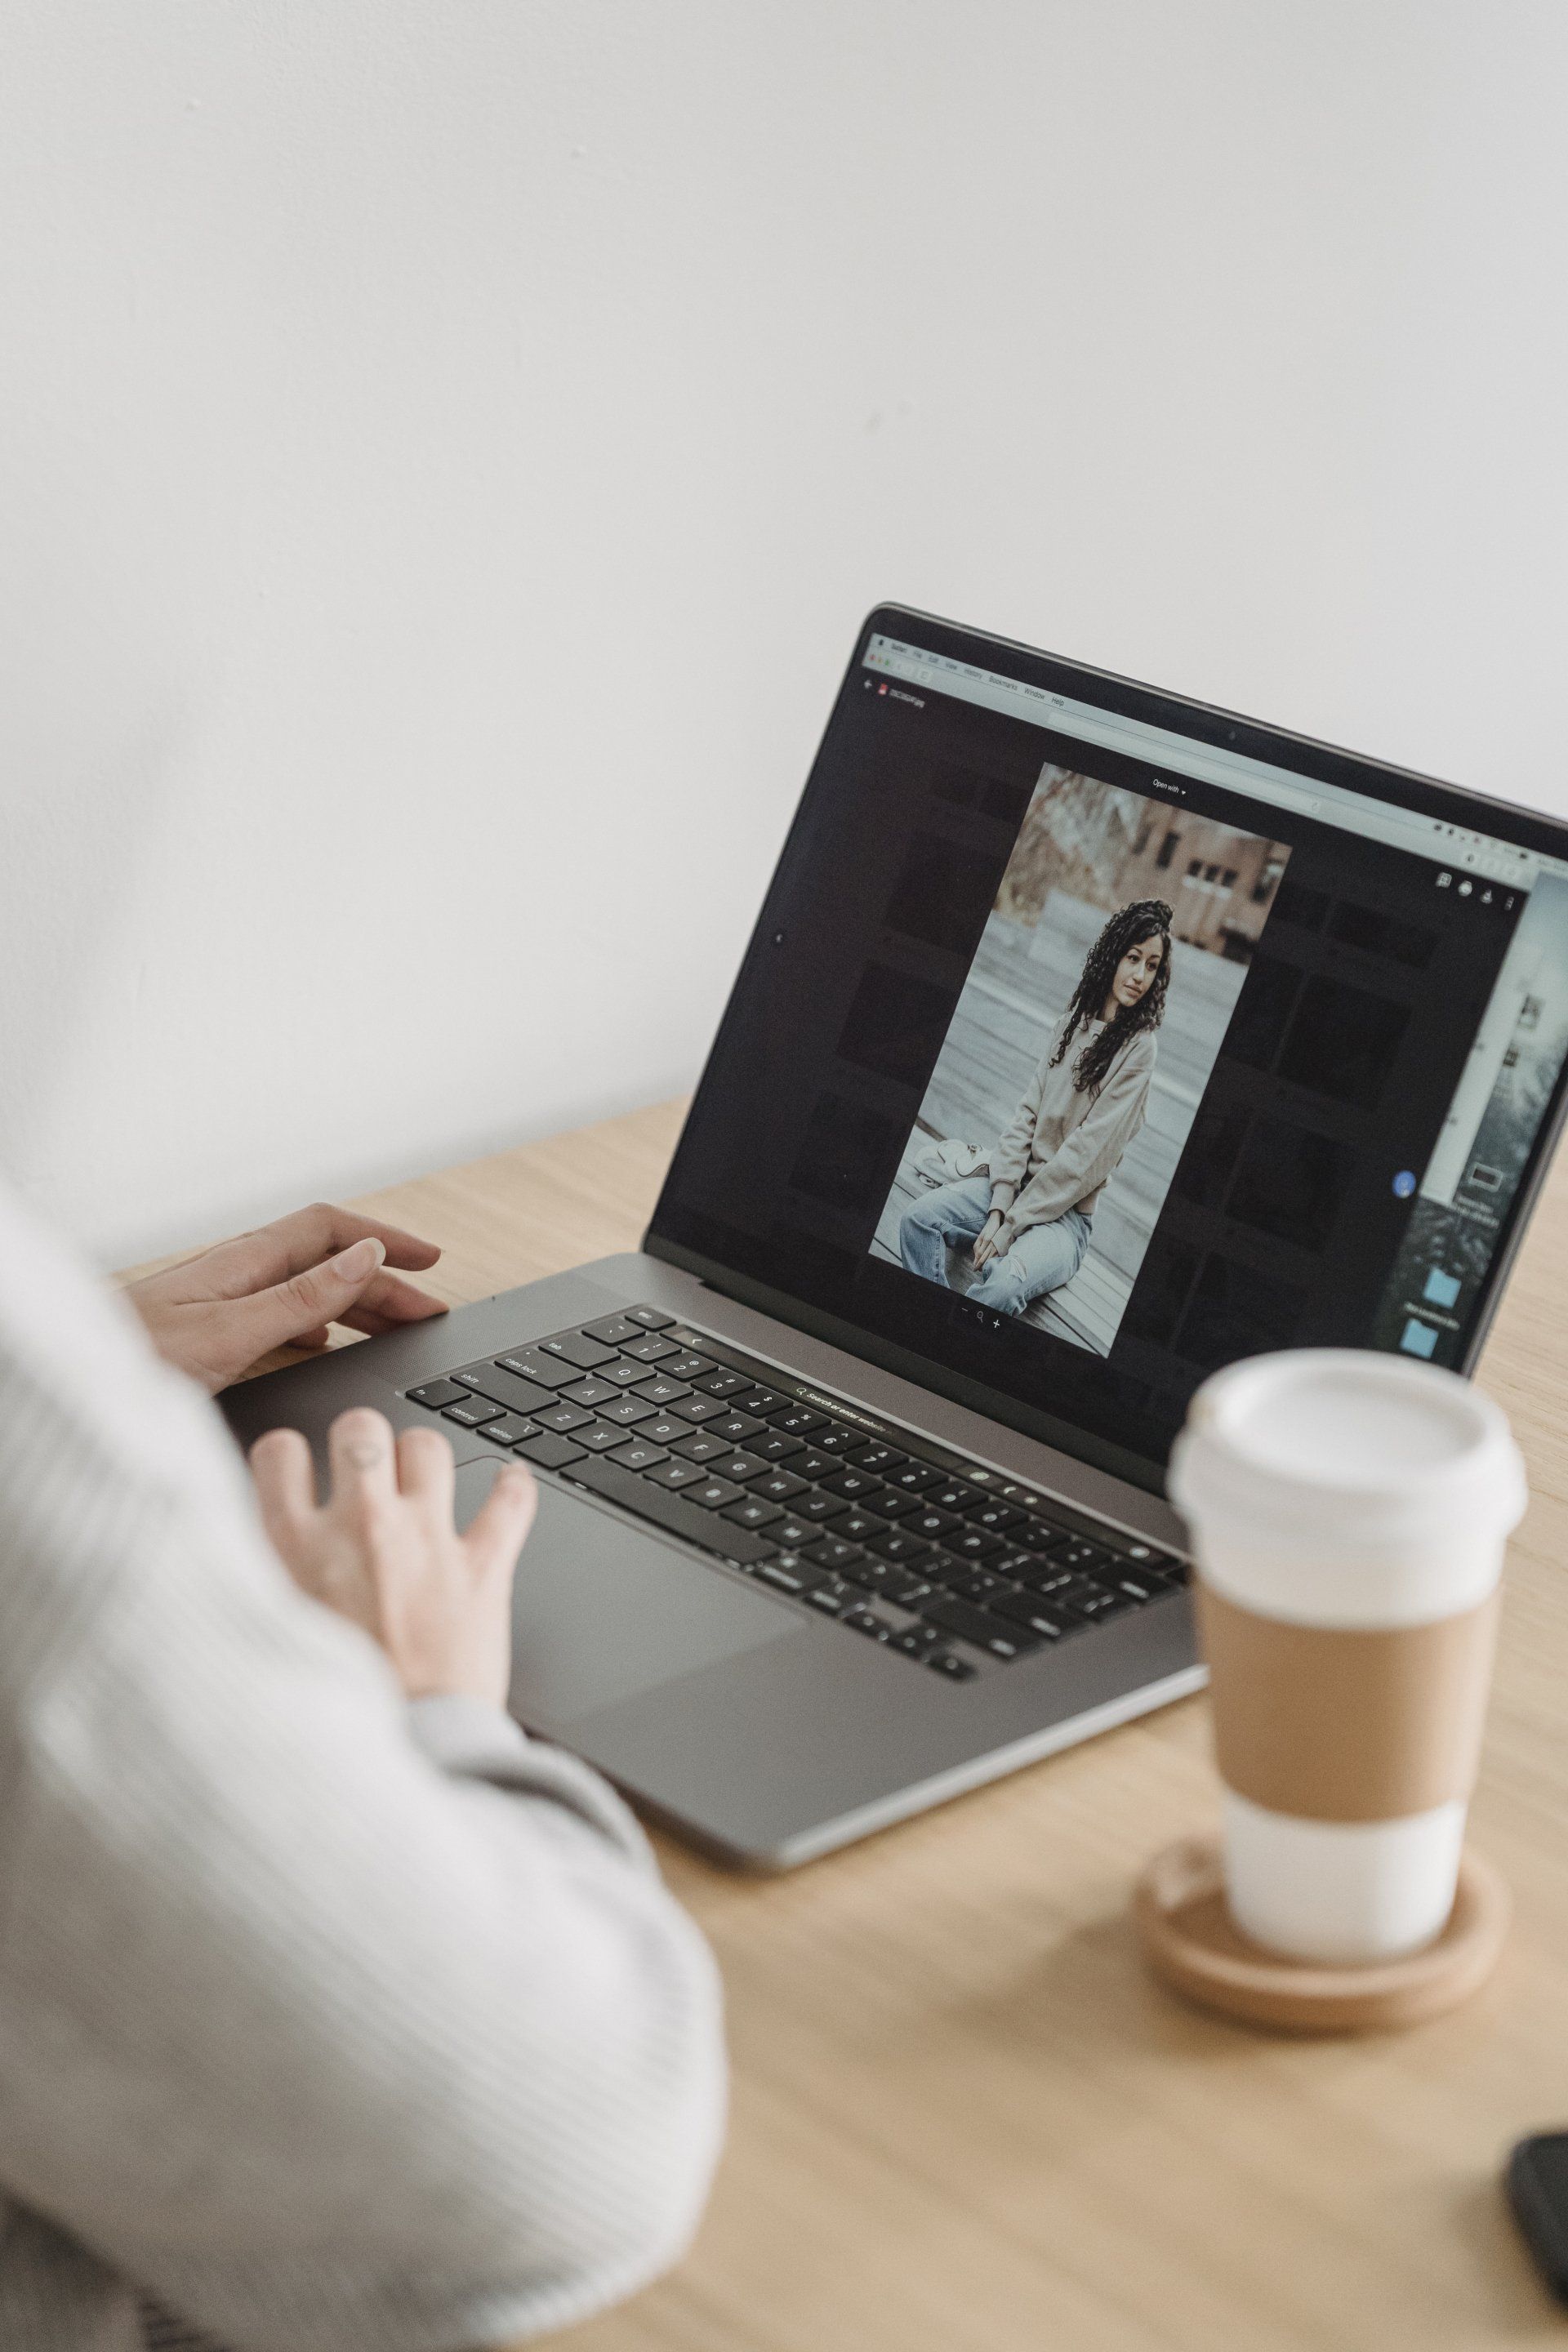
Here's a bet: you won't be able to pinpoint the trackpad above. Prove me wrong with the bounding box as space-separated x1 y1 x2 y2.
456 1459 798 1726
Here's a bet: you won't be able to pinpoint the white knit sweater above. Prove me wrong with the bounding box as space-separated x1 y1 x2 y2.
0 1183 726 2351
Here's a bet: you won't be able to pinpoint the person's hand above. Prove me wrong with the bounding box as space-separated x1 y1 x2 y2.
126 1203 449 1392
250 1409 537 1706
971 1210 1007 1270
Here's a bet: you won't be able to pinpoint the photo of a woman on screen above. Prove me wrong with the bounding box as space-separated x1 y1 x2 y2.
898 898 1173 1315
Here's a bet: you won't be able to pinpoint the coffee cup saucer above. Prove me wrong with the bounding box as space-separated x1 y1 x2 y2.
1134 1836 1509 2035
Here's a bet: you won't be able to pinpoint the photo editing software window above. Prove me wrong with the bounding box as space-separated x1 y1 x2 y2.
655 631 1568 1474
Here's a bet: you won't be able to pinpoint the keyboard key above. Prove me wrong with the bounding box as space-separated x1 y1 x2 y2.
1023 1570 1097 1606
885 1461 942 1493
819 1466 884 1503
1073 1588 1135 1623
946 1526 1005 1562
672 1431 730 1463
707 1451 767 1485
846 1441 906 1473
1114 1572 1170 1603
967 1499 1025 1534
860 1560 933 1604
808 1424 862 1454
563 1376 621 1408
688 1477 743 1511
1019 1517 1071 1552
792 1449 836 1481
675 1393 729 1424
723 1496 784 1532
945 1566 1012 1601
598 1359 651 1388
1054 1539 1116 1575
496 1350 581 1390
795 1491 849 1521
756 1552 831 1597
892 1624 943 1657
626 1305 675 1330
804 1536 866 1575
992 1590 1073 1640
923 1597 1040 1661
929 1482 976 1514
1102 1533 1177 1565
572 1422 628 1453
866 1530 932 1564
537 1401 594 1433
638 1414 692 1447
928 1651 978 1682
443 1395 502 1428
644 1458 706 1490
691 1367 748 1396
873 1487 924 1520
620 1334 679 1363
804 1579 864 1617
841 1608 890 1642
831 1507 887 1544
773 1517 813 1548
908 1507 961 1543
539 1331 618 1370
452 1363 557 1416
773 1407 826 1437
597 1395 656 1428
660 1352 715 1383
708 1411 764 1445
475 1415 541 1446
407 1379 469 1410
511 1432 587 1468
582 1315 644 1347
756 1420 808 1458
991 1551 1040 1583
755 1468 808 1503
634 1376 694 1407
565 1454 777 1562
732 1388 784 1415
610 1438 670 1472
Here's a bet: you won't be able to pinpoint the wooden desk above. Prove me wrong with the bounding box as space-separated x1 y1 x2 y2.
294 1102 1568 2347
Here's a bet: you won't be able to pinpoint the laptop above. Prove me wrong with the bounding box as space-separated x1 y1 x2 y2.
221 604 1568 1868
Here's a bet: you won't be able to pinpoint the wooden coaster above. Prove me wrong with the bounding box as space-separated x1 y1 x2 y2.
1133 1836 1509 2035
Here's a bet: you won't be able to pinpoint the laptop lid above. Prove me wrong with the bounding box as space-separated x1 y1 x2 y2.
645 604 1568 1498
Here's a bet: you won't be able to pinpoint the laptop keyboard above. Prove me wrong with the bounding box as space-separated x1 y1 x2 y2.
404 1307 1187 1684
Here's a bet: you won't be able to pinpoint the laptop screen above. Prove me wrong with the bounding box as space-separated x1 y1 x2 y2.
647 606 1568 1492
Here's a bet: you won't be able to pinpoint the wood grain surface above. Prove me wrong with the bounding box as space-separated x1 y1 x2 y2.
146 1099 1568 2348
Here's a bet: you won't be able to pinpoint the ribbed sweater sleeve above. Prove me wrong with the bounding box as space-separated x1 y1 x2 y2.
0 1184 726 2352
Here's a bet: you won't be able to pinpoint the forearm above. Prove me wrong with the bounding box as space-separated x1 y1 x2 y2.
136 1756 725 2352
2 1527 724 2352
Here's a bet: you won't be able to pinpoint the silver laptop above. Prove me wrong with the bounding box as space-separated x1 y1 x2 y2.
222 604 1568 1868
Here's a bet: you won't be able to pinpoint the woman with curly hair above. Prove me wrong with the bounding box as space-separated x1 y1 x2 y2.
900 898 1173 1316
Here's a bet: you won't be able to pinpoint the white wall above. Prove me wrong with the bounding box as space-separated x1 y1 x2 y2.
2 2 1565 1266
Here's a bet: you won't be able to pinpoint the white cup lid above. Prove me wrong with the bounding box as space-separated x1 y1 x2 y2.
1170 1349 1526 1552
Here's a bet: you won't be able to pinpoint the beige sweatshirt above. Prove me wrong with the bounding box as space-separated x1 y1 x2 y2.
987 1013 1156 1245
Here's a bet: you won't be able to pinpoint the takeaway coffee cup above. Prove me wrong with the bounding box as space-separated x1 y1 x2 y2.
1169 1350 1526 1966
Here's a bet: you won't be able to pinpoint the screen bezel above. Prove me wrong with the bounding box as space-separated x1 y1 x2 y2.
645 601 1568 1496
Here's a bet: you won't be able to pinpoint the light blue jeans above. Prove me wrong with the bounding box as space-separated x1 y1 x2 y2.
898 1176 1092 1315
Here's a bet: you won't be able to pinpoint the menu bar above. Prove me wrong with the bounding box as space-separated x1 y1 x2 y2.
864 634 1558 887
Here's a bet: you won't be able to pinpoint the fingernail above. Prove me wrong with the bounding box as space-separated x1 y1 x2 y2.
332 1237 385 1281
